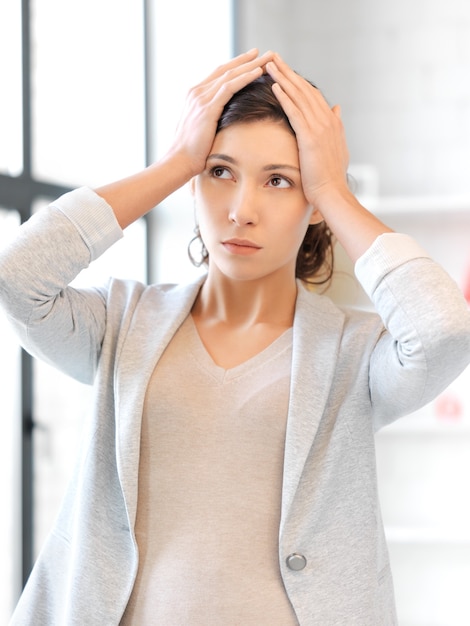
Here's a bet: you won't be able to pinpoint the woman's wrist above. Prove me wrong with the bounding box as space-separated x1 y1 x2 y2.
311 184 394 263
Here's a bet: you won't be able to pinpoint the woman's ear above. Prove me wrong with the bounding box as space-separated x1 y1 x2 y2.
309 206 324 225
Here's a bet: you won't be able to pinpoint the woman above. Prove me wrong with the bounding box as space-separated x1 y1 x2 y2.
2 49 470 625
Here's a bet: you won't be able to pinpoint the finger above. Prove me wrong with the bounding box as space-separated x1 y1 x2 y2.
332 104 342 119
195 50 275 112
267 57 330 116
265 60 312 117
270 80 306 131
213 50 275 89
200 49 274 87
270 54 308 89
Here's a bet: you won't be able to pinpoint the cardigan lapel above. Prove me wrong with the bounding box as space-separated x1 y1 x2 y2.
112 275 345 534
114 277 205 527
280 283 345 535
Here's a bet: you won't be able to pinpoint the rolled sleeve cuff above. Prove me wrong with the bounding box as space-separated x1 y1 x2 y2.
354 232 431 297
51 186 123 260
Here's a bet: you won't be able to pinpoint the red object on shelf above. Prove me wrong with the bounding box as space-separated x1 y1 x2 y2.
464 260 470 305
435 393 463 422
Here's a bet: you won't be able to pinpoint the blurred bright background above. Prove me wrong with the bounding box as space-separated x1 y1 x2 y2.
1 1 470 624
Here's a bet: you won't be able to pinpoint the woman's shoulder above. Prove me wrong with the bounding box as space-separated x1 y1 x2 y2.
105 274 205 316
296 280 383 342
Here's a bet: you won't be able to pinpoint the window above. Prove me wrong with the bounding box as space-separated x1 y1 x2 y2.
1 1 233 622
0 209 22 621
0 0 147 620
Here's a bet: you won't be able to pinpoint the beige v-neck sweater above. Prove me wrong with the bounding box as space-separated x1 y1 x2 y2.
121 316 297 624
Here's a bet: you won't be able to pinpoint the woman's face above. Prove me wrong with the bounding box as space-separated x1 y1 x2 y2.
192 120 322 284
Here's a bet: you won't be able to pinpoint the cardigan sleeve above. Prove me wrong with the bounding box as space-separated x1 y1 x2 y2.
0 187 124 384
354 233 470 429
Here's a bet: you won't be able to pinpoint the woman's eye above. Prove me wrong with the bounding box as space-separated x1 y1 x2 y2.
211 166 231 179
268 176 291 188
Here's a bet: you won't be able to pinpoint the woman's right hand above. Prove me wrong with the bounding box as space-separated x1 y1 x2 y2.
168 49 274 177
95 49 273 229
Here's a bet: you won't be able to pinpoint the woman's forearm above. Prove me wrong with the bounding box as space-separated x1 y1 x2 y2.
94 150 196 229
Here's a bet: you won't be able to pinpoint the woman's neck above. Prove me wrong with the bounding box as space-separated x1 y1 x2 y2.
190 267 298 369
192 267 298 330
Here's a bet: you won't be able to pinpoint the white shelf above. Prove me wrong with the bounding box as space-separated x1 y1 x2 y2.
377 421 470 436
357 193 470 215
385 526 470 545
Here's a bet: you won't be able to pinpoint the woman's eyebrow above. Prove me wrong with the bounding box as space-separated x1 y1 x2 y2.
207 153 237 164
263 163 300 173
207 154 300 172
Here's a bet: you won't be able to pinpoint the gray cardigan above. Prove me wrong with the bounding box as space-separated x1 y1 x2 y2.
2 187 470 625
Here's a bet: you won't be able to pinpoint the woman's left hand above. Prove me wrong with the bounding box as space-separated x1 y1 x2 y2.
266 54 350 210
266 54 395 263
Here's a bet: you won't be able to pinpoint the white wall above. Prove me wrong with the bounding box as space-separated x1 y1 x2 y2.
235 3 470 624
235 0 470 197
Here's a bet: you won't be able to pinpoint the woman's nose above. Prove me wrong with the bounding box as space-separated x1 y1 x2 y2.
228 185 259 226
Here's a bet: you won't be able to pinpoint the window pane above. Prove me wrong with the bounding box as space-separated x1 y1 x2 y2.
31 0 146 187
0 208 22 623
0 3 23 176
149 0 234 284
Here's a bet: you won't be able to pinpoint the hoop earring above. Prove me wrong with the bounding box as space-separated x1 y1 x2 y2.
187 225 208 267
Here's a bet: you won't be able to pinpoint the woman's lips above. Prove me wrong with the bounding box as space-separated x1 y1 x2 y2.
222 238 262 255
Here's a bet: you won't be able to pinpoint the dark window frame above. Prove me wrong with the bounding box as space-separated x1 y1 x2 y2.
0 0 151 587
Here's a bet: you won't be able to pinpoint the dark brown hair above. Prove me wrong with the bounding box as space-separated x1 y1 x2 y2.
189 73 334 286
